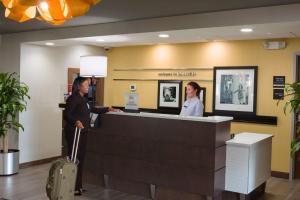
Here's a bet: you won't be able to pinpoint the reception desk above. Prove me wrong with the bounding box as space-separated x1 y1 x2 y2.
84 112 233 200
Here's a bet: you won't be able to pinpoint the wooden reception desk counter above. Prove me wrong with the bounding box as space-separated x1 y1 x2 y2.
84 112 233 200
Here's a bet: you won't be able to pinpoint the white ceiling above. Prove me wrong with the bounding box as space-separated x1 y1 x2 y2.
29 21 300 47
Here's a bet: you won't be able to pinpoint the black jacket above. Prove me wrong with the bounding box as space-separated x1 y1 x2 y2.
64 92 109 130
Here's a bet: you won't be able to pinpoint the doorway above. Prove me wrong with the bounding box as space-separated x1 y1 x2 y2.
294 55 300 179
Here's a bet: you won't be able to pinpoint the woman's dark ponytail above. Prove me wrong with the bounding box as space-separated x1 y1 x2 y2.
187 81 201 98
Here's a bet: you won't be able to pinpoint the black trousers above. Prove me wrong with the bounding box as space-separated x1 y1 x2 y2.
65 126 88 191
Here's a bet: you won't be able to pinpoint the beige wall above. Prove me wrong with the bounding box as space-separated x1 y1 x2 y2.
104 39 298 173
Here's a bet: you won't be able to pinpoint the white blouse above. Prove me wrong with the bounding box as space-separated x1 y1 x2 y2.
180 97 204 117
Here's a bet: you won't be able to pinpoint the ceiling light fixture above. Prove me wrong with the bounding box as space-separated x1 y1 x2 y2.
96 39 105 42
240 28 253 33
159 34 170 38
45 42 55 46
1 0 102 25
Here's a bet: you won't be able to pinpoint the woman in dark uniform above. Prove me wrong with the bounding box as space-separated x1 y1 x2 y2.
64 77 119 195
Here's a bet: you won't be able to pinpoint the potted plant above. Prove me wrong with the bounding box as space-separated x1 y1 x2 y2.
0 73 30 175
279 82 300 156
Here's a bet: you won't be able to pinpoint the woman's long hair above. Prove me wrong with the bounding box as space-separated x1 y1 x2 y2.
187 81 201 98
72 76 89 94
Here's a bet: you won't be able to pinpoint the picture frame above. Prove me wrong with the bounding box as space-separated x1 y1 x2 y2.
184 86 206 113
213 66 258 116
158 80 182 110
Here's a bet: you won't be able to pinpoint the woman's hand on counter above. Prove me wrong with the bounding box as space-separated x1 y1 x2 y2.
75 120 84 129
109 107 123 112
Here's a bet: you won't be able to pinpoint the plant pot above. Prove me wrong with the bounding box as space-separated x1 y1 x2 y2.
0 149 19 176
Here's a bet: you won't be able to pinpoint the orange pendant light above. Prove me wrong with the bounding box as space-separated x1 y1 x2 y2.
4 1 36 22
1 0 102 25
65 0 91 17
37 0 71 25
18 0 39 6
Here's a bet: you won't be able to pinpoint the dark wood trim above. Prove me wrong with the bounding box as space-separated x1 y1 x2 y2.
294 55 300 179
205 112 277 125
67 68 80 86
232 115 277 125
95 78 105 106
271 171 289 179
19 156 62 169
224 182 266 200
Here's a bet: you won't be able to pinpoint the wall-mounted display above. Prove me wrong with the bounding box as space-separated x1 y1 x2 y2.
213 66 258 116
158 80 182 109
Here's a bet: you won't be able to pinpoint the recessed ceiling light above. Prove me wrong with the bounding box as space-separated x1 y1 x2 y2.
240 28 253 33
159 34 170 38
45 42 54 46
96 39 105 42
213 39 226 42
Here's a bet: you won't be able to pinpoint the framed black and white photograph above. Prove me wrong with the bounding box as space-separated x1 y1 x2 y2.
158 80 182 109
213 66 258 116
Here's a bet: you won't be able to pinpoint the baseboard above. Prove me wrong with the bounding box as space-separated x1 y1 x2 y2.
271 171 289 179
19 155 62 169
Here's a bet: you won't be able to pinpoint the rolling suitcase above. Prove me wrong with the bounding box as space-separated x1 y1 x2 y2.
46 127 82 200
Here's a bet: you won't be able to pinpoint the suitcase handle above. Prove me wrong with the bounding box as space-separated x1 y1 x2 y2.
71 127 81 163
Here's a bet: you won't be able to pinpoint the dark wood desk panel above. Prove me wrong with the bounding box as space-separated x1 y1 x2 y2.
85 113 231 200
100 114 216 147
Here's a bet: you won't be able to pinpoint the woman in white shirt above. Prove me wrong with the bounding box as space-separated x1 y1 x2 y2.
180 81 204 117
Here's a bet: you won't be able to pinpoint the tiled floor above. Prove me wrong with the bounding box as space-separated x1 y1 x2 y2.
0 163 300 200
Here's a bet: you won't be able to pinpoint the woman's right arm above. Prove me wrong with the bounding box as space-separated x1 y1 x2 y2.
64 96 79 127
194 101 204 117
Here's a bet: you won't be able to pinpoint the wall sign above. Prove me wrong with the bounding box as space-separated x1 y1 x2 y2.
158 72 197 77
125 93 139 110
273 76 285 100
273 89 284 100
273 76 285 88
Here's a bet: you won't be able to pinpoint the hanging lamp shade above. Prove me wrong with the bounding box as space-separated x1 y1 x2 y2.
1 0 102 25
36 0 71 25
18 0 39 6
80 56 108 78
65 0 91 17
5 4 36 22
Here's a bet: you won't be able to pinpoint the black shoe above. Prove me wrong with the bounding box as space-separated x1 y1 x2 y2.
74 190 82 196
80 188 87 193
